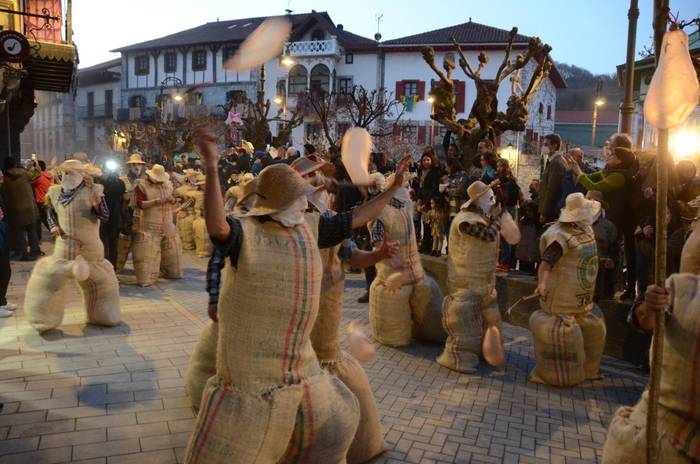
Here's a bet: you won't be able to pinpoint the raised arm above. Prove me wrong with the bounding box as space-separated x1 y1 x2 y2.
194 127 229 242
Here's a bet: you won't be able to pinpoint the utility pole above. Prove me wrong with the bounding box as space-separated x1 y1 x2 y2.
620 0 639 137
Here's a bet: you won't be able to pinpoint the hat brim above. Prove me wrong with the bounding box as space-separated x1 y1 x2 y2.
146 170 169 183
127 160 146 165
233 180 320 218
462 187 489 210
559 200 601 223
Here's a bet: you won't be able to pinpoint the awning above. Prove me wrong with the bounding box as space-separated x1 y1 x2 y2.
22 41 77 93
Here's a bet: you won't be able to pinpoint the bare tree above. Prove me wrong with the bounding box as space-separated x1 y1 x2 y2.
422 27 553 159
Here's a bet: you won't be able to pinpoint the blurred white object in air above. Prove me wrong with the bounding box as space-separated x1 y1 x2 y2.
341 127 372 185
223 17 292 72
347 320 376 364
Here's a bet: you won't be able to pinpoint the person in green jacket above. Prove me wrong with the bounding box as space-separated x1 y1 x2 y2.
565 133 637 299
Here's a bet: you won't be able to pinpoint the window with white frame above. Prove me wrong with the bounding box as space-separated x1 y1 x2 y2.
337 77 353 95
135 55 149 75
288 65 308 96
164 52 177 73
192 50 207 71
403 81 419 97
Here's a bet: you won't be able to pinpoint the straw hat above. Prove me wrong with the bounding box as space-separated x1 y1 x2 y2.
559 192 601 223
238 140 255 156
59 159 87 173
126 154 146 165
183 168 199 179
195 174 206 186
83 163 103 178
234 163 318 217
72 152 89 162
463 181 491 209
145 164 169 183
291 155 326 177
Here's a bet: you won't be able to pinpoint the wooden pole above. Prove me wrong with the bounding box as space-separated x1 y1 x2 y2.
620 0 640 136
646 1 670 462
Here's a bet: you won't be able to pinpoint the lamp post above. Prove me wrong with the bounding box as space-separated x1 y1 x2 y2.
158 76 183 121
620 0 640 136
591 98 605 151
274 95 286 130
427 95 435 144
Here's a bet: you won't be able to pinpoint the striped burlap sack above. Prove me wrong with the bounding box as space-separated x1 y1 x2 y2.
133 232 161 287
410 275 447 343
24 257 72 332
322 352 385 464
160 234 183 279
576 305 606 380
115 233 131 272
603 393 693 464
192 217 212 258
184 374 359 464
529 310 586 387
79 259 120 327
369 279 413 347
177 212 195 251
436 291 484 374
680 223 700 274
186 322 218 410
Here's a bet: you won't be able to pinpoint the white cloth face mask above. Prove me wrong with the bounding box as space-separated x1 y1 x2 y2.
307 189 330 214
62 171 83 191
477 189 496 214
271 195 307 227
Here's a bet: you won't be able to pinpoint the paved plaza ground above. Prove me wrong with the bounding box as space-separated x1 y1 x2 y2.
0 250 648 464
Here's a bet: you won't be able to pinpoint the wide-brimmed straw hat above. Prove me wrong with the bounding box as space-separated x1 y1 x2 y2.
559 192 601 223
463 181 491 209
59 159 87 173
183 168 199 179
291 154 326 177
126 154 146 165
234 163 318 217
195 174 206 186
237 140 254 156
83 163 103 178
145 164 169 183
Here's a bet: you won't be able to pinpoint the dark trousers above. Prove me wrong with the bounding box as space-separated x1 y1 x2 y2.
0 245 10 305
420 220 432 252
16 223 39 256
100 225 120 268
622 226 637 293
36 203 48 242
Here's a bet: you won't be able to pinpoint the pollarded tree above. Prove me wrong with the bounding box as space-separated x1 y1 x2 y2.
422 27 553 159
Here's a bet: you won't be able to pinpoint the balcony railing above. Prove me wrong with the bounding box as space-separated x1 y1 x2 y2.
286 38 341 58
78 105 114 119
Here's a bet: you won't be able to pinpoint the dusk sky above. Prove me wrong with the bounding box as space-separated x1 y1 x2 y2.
73 0 698 75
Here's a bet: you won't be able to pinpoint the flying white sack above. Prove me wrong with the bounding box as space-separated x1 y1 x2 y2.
341 127 372 184
224 17 292 72
644 29 700 129
347 320 376 364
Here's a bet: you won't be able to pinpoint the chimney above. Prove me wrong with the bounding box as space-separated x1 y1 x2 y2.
337 24 343 31
374 32 382 42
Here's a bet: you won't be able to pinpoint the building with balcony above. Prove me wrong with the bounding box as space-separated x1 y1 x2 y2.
0 0 77 163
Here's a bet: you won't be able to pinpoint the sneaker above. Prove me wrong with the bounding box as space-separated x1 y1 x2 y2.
0 303 17 311
357 292 369 304
0 308 12 318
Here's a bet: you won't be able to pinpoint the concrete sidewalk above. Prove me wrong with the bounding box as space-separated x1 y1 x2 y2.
0 251 647 463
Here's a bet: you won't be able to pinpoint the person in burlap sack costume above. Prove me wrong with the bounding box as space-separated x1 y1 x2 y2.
438 181 521 373
602 237 700 463
679 195 700 275
131 164 182 287
529 192 607 387
116 154 146 272
184 128 412 463
368 174 447 348
190 175 212 258
25 160 120 332
173 169 199 251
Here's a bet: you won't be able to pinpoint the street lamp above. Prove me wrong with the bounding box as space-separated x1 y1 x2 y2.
591 98 605 150
427 95 435 144
281 46 295 67
275 94 287 130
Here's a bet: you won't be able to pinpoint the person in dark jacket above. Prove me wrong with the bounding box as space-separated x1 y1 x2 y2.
2 158 39 261
538 133 566 224
0 171 14 317
417 147 444 253
97 166 126 268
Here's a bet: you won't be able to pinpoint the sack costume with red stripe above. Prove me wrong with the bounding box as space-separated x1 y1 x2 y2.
368 202 445 347
174 184 196 251
603 273 700 463
115 175 142 272
132 179 182 287
529 222 606 387
437 210 502 373
25 183 120 332
184 215 359 464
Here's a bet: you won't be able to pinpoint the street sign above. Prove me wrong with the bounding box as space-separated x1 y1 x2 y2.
0 30 30 63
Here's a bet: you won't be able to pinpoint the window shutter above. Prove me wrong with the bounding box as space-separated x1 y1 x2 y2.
417 80 425 101
395 81 404 99
393 124 401 138
418 126 426 145
455 80 466 114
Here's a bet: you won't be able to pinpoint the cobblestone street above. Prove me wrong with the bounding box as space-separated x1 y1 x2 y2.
0 251 647 464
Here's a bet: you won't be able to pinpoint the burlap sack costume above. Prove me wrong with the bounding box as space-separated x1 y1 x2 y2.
603 273 700 463
437 210 502 373
680 220 700 274
132 172 182 287
187 189 211 258
529 220 606 387
310 243 386 464
174 183 196 250
184 215 359 463
115 156 146 273
368 200 444 347
186 321 218 410
25 182 120 332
